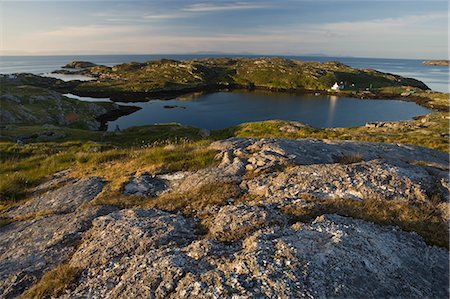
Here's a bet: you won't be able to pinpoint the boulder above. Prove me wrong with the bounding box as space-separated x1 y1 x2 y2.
7 177 104 218
123 174 167 197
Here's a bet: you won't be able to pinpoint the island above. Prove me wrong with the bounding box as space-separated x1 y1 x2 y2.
52 57 429 99
422 60 449 66
62 61 98 69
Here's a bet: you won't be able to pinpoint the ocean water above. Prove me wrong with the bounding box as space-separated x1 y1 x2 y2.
0 54 448 92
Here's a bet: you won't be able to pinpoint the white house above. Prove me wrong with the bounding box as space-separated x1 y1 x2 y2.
331 82 340 91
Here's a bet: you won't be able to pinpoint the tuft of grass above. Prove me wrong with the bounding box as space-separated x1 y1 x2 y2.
0 217 12 227
140 145 217 173
334 152 363 164
281 196 449 248
20 264 80 299
144 182 242 217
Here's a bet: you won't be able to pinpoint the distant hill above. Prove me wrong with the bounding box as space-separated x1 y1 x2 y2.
422 60 449 66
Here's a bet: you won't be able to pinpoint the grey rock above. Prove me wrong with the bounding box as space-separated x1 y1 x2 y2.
7 177 104 217
0 94 20 103
61 210 448 298
209 204 285 241
34 131 66 142
0 206 117 298
211 138 448 202
3 137 450 298
176 152 246 193
33 169 74 194
0 109 17 123
70 209 197 269
222 214 449 298
123 174 167 197
244 159 435 201
211 138 448 168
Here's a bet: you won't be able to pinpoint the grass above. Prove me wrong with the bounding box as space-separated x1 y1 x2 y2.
280 196 449 248
334 152 363 164
20 264 80 299
0 142 82 204
143 182 241 217
0 124 215 208
73 142 219 209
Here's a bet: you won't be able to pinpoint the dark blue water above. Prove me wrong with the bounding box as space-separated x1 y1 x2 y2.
0 54 448 92
104 90 430 131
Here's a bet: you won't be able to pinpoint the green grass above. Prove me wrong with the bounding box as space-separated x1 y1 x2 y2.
0 142 82 203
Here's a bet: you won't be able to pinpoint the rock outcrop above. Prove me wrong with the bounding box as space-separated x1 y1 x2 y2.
7 177 104 218
61 211 448 298
0 206 117 298
1 138 448 298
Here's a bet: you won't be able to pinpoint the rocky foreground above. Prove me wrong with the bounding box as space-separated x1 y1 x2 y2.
1 138 448 298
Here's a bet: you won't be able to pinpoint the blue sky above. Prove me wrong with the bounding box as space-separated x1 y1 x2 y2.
0 0 448 58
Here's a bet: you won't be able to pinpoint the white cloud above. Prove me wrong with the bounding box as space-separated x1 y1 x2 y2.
143 12 188 20
182 2 271 12
320 13 448 34
38 25 138 37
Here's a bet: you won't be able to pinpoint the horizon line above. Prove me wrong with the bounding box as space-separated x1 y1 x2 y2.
0 52 442 61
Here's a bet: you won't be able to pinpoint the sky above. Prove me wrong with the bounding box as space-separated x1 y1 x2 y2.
0 0 448 59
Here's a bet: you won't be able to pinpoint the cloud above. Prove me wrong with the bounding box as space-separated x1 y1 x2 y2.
182 2 271 12
143 12 188 20
38 25 138 37
320 13 448 34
